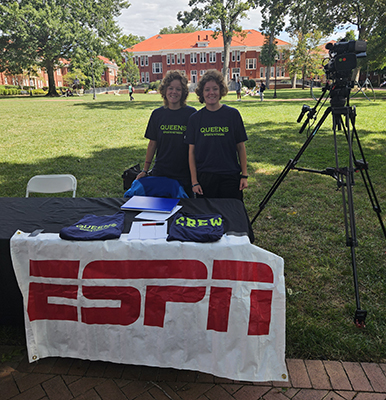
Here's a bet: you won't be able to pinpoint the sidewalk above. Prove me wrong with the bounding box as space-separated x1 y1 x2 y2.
1 348 386 400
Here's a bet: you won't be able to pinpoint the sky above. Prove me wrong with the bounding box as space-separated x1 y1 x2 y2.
117 0 291 43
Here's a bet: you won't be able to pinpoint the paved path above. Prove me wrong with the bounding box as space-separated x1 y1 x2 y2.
1 348 386 400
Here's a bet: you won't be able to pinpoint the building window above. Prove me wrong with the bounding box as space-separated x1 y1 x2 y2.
281 66 285 77
246 58 256 69
171 54 175 64
167 54 171 65
232 50 240 62
141 72 145 83
145 56 149 66
191 70 197 83
232 68 240 80
190 53 197 64
200 70 206 76
140 56 144 67
209 52 216 63
270 66 274 77
135 56 139 65
152 62 163 74
177 53 180 64
181 53 185 64
221 52 224 62
200 52 207 63
146 72 150 83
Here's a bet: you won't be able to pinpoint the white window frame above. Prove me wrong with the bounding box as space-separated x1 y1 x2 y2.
246 58 256 70
152 62 163 74
200 52 207 63
181 53 185 64
191 70 197 83
209 52 216 63
190 53 197 64
232 50 240 62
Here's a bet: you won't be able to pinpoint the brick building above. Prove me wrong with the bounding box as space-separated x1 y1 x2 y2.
127 29 290 85
0 56 118 89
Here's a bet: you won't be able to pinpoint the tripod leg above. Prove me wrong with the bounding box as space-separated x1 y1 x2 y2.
251 107 332 225
334 111 367 327
341 169 367 327
349 114 386 239
339 110 386 238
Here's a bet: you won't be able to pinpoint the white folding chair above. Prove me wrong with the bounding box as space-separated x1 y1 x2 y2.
26 174 77 197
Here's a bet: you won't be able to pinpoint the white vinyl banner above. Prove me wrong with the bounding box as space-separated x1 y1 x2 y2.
11 231 287 382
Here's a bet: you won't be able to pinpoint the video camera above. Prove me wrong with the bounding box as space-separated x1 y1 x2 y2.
324 40 367 83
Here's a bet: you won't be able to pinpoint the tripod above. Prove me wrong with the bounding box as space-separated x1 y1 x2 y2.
251 82 386 327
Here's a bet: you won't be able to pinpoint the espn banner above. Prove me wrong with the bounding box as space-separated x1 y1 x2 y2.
11 231 287 382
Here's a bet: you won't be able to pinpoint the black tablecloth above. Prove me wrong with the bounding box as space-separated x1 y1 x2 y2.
0 197 254 325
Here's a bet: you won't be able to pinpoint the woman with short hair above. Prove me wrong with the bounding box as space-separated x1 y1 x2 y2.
136 71 196 196
185 70 249 200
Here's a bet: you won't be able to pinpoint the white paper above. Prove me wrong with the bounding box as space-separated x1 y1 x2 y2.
135 205 182 221
127 221 168 240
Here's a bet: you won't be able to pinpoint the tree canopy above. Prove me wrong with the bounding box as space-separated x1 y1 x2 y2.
0 0 130 96
159 24 198 34
177 0 257 82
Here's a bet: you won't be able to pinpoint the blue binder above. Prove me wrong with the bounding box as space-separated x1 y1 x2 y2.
121 196 180 213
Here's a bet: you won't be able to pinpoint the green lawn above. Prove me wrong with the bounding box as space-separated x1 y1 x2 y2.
1 88 386 362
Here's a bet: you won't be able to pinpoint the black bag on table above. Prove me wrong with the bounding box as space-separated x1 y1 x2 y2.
122 163 141 190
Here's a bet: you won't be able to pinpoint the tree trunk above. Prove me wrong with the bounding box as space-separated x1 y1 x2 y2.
222 34 232 84
46 61 59 97
292 73 297 89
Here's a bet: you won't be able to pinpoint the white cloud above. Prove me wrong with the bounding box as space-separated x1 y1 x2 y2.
118 0 267 39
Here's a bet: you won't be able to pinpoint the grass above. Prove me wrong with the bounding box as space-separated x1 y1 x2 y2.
1 88 386 362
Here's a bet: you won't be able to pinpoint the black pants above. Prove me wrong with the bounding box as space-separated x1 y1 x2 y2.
197 172 243 201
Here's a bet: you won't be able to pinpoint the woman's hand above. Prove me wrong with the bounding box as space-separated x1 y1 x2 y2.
239 177 248 191
136 171 147 180
192 183 203 195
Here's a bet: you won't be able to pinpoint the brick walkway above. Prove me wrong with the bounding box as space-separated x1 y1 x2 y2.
1 349 386 399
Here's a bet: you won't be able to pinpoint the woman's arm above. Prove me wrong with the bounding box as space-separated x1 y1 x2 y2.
136 140 157 179
189 144 203 195
236 142 248 191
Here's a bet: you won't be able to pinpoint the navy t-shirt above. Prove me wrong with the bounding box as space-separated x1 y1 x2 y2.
185 105 248 174
145 106 196 181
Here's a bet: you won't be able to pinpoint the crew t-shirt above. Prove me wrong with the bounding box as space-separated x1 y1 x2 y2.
145 105 196 181
185 105 248 174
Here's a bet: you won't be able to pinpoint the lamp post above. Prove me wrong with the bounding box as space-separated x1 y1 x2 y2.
90 58 96 100
273 55 278 99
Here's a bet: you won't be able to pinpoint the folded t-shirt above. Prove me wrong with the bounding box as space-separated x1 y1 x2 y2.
59 212 124 241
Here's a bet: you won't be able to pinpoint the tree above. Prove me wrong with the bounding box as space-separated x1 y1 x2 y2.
160 24 198 34
63 68 87 89
257 0 290 88
0 0 130 96
286 30 325 89
177 0 257 83
120 54 140 85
